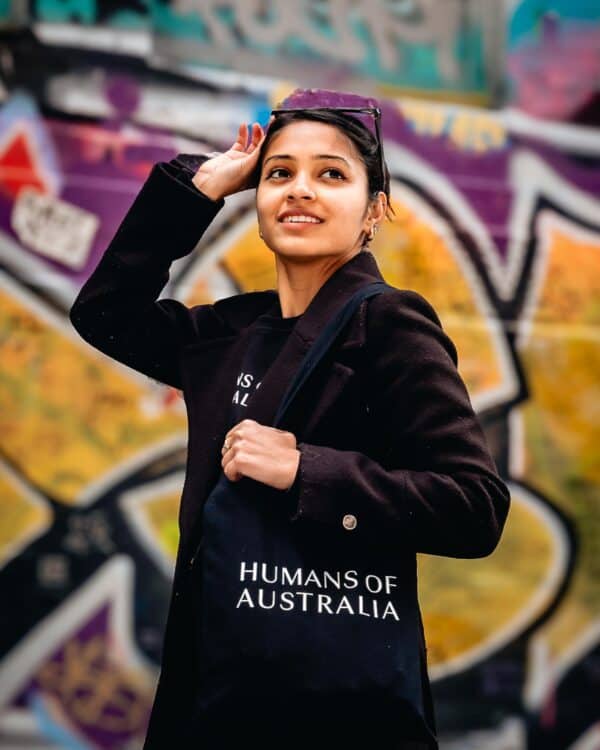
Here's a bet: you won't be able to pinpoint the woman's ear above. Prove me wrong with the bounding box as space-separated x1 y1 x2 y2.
361 192 388 246
363 191 387 231
372 191 387 224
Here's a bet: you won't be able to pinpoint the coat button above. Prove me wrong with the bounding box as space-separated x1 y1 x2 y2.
342 514 357 530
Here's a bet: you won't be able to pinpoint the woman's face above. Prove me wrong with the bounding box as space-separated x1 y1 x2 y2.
255 120 383 261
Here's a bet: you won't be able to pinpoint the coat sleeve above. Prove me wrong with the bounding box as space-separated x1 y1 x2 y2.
287 289 511 559
69 161 228 390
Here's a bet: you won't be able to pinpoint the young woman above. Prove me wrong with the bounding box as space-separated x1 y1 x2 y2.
70 89 511 750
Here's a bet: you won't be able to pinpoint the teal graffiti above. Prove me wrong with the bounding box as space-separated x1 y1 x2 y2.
152 1 490 95
0 0 12 22
34 0 150 26
35 0 96 24
510 0 600 45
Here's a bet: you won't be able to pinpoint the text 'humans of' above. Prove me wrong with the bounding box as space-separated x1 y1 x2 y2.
235 561 402 621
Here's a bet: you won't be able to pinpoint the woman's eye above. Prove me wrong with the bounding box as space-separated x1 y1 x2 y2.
266 168 290 179
264 167 346 180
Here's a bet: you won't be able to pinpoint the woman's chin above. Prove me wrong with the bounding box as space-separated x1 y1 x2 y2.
272 245 326 261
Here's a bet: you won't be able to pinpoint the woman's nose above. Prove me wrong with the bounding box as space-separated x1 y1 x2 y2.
287 173 315 200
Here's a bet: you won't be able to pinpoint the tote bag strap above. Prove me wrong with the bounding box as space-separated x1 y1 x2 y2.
272 280 393 428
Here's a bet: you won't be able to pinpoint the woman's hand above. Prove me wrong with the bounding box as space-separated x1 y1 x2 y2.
221 418 300 491
192 121 270 201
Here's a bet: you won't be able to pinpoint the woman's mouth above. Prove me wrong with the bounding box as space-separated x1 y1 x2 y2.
279 214 323 226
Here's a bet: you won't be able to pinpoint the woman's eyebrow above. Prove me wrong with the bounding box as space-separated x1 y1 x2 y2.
263 154 351 167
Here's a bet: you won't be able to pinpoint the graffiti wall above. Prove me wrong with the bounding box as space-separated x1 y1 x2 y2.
0 4 599 749
3 0 503 104
151 0 502 104
1 83 598 749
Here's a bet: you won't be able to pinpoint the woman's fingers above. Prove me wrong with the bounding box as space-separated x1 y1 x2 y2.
231 122 261 153
219 120 266 159
246 125 258 153
229 121 266 153
246 122 266 155
231 122 248 152
252 122 264 144
248 122 263 146
246 130 260 153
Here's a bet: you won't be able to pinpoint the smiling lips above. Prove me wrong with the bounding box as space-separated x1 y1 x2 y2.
279 212 323 225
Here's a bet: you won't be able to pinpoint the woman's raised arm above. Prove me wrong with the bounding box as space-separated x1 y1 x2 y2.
69 161 228 389
69 122 268 389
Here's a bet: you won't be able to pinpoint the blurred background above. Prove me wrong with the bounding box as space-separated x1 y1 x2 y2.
0 1 598 748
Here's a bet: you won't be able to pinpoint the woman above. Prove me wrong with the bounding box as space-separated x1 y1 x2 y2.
70 89 511 749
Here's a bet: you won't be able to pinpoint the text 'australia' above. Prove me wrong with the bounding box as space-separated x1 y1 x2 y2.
235 561 402 621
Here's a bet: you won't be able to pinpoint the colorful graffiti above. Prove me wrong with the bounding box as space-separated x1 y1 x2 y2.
152 0 501 102
0 82 598 747
0 0 502 103
507 0 600 121
4 1 599 119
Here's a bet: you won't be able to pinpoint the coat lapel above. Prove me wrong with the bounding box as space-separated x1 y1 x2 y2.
241 249 385 428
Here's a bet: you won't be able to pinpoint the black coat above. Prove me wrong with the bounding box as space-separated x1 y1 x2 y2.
70 161 511 749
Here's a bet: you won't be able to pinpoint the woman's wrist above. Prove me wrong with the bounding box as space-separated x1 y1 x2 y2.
285 449 301 492
191 174 224 202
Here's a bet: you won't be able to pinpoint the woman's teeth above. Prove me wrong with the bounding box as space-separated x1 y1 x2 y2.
282 216 322 223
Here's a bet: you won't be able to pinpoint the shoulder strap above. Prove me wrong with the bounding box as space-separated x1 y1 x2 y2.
272 281 393 428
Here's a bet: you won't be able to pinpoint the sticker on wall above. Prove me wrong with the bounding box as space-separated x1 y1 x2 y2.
11 187 100 270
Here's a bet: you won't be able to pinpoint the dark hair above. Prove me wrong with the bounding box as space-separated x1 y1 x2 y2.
250 109 395 222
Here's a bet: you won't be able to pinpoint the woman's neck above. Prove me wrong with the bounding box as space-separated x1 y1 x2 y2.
273 249 360 317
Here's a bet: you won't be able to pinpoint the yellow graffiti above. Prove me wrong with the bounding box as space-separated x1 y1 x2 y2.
0 285 186 505
144 492 181 559
0 464 51 566
182 219 277 305
398 100 507 151
419 488 561 668
517 218 600 661
372 196 505 399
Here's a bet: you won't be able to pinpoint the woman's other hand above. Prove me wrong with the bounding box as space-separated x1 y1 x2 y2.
221 418 300 491
192 121 270 201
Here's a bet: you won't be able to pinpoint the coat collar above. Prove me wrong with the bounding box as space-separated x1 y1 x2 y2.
240 249 384 428
263 249 384 347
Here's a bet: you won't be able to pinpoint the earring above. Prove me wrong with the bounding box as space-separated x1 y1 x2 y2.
259 228 264 239
367 224 379 242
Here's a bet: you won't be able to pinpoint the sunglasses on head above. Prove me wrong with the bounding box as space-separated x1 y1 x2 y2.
269 104 386 194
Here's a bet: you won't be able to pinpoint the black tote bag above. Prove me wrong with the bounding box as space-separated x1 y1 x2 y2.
194 281 436 745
